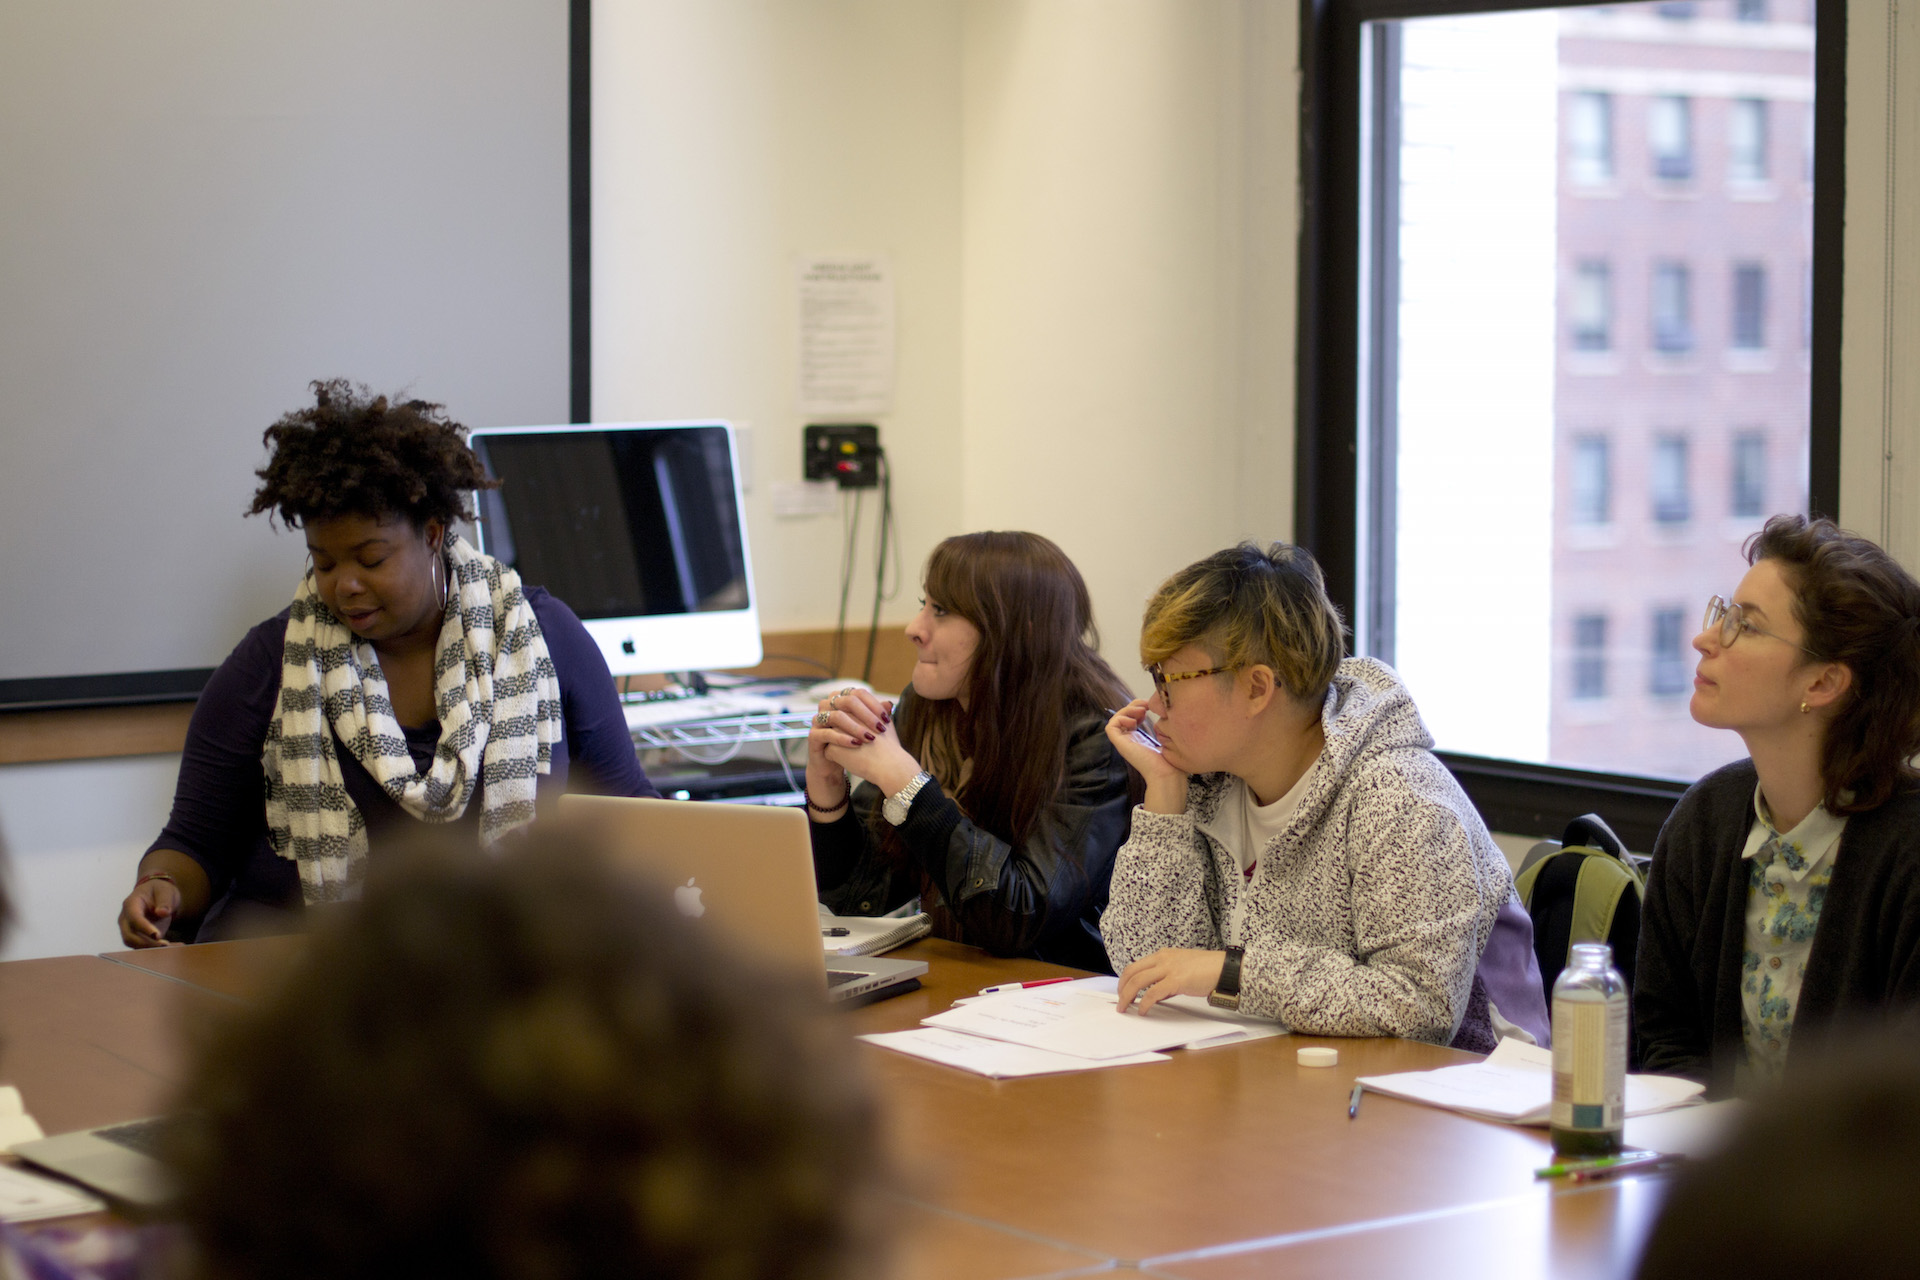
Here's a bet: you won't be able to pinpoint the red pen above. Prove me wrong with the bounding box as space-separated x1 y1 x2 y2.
977 978 1075 996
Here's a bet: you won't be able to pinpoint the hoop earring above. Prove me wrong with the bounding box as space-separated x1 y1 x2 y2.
1800 701 1811 714
432 549 447 609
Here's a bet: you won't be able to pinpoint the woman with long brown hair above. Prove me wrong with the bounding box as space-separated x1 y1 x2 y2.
805 531 1137 972
1637 515 1920 1095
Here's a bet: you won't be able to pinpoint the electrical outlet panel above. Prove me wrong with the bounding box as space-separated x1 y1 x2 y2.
803 424 882 488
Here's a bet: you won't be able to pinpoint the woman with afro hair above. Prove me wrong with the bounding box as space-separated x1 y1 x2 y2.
117 381 658 946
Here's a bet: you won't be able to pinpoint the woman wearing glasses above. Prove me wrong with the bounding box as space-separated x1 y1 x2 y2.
1100 542 1549 1051
1635 515 1920 1094
804 531 1138 972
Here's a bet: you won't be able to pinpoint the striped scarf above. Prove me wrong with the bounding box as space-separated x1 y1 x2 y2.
261 533 563 903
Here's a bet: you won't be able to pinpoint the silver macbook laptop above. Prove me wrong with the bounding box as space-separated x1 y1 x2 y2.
13 1115 174 1208
559 794 928 1003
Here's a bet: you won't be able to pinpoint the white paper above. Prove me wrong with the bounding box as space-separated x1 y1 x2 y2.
0 1163 104 1223
1356 1038 1706 1126
797 255 894 416
0 1113 45 1151
771 479 840 519
861 1027 1170 1079
923 981 1286 1061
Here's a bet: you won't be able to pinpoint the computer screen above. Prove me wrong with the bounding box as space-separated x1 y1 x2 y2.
467 421 761 676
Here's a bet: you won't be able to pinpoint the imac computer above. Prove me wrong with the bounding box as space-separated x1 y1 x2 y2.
465 421 761 677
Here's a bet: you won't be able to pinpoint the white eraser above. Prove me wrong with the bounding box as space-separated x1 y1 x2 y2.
1297 1046 1339 1068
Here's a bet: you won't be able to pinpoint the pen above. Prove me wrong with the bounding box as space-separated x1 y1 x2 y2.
1348 1083 1363 1119
978 978 1074 996
1533 1150 1674 1181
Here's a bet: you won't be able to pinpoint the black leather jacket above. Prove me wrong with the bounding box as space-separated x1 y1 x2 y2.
810 698 1135 973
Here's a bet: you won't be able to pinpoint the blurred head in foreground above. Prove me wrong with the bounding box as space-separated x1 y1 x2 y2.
1636 1030 1920 1280
168 828 890 1280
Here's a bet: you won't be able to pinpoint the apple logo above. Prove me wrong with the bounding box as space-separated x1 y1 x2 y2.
621 637 636 655
674 877 706 919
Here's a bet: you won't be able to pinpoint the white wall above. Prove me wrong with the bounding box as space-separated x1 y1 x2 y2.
591 0 966 638
592 0 1296 684
0 758 180 961
960 0 1299 684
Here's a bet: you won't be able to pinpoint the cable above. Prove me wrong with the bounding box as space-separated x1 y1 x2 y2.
861 452 896 684
830 486 864 677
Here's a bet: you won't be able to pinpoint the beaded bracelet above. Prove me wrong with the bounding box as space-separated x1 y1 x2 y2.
805 790 851 816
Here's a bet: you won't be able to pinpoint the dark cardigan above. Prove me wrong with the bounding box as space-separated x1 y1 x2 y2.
1635 758 1920 1096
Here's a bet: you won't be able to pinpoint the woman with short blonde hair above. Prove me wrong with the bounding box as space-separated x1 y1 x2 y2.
1102 541 1548 1051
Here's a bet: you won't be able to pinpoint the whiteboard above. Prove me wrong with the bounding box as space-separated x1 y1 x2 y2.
0 1 571 702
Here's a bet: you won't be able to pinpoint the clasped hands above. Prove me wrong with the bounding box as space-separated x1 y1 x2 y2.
805 686 924 810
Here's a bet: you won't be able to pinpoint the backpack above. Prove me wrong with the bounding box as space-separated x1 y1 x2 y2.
1514 813 1648 1014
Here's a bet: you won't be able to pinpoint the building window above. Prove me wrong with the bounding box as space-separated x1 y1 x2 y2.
1731 263 1767 349
1735 0 1768 20
1572 436 1612 524
1649 96 1693 181
1649 608 1689 695
1571 259 1612 350
1569 93 1614 185
1652 261 1694 353
1573 614 1608 700
1731 431 1767 516
1308 0 1829 790
1652 435 1692 524
1656 2 1697 17
1730 99 1768 182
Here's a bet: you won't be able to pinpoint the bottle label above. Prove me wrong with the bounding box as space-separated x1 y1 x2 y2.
1550 995 1626 1130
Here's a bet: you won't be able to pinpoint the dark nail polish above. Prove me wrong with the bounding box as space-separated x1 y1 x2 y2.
865 733 876 742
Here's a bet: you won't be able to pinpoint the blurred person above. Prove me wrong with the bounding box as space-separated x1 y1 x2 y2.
165 826 890 1280
118 381 656 948
1636 1030 1920 1279
1102 542 1548 1051
1636 515 1920 1095
805 531 1138 973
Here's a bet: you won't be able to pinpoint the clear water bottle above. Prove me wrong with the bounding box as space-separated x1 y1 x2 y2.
1549 942 1628 1158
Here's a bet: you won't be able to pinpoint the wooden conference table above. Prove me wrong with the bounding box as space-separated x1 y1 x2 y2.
3 937 1706 1280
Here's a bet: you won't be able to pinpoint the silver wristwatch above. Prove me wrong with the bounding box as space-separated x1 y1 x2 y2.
882 770 935 826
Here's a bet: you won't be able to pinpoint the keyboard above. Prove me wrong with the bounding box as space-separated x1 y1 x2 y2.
621 690 807 732
96 1117 171 1156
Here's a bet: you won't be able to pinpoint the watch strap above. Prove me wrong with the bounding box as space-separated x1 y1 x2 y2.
1213 945 1245 999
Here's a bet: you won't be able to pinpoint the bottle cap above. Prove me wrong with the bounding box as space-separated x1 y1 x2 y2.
1297 1046 1339 1068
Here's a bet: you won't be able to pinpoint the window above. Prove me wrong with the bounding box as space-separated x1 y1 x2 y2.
1730 99 1768 182
1570 260 1612 350
1735 0 1768 20
1656 2 1697 17
1572 436 1612 524
1649 96 1693 180
1652 261 1694 353
1649 608 1689 695
1573 614 1608 700
1653 435 1691 524
1732 262 1766 349
1569 92 1614 185
1731 431 1767 516
1302 0 1834 814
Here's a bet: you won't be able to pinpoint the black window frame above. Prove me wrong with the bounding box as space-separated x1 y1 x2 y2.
1295 0 1845 849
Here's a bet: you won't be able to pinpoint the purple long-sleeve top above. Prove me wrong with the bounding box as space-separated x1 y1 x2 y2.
147 587 656 938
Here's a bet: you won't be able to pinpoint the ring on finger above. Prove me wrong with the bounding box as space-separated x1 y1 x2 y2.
815 711 833 728
828 695 842 711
